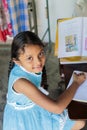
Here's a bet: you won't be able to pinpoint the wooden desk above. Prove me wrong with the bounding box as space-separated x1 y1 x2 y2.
61 63 87 119
61 63 87 87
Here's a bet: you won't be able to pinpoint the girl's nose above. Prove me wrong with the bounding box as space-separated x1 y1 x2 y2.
35 57 41 64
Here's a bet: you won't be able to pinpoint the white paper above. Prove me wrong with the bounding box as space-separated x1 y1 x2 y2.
67 70 87 102
82 17 87 56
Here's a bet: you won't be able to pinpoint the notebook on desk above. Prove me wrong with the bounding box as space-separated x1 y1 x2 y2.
67 70 87 119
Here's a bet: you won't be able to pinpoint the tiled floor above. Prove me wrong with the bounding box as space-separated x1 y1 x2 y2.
0 44 87 130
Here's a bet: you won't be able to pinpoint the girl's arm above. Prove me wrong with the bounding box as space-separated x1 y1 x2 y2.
13 73 86 114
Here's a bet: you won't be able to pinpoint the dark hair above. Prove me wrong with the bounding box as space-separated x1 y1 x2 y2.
8 31 44 77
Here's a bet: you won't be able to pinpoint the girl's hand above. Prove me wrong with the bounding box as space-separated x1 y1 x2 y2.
73 72 86 86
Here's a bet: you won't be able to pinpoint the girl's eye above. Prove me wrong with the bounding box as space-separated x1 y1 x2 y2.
27 56 33 61
39 51 45 57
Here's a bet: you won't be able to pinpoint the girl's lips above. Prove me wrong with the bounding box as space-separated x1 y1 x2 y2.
33 65 43 72
33 64 43 69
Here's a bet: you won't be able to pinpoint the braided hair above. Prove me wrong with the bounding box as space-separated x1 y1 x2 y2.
8 60 14 77
8 31 44 77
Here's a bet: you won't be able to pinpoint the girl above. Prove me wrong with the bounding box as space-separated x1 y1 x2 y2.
3 31 86 130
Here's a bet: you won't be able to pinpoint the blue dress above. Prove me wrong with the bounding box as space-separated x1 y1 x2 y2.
3 64 75 130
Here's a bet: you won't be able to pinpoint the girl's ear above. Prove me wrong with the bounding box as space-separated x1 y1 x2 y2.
12 58 21 66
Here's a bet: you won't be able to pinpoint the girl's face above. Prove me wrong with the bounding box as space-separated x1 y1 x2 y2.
14 44 46 73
